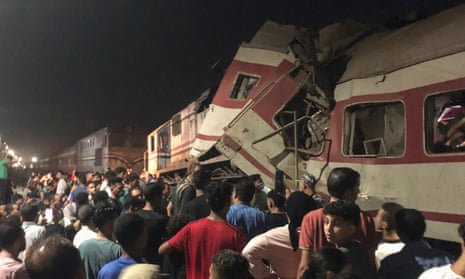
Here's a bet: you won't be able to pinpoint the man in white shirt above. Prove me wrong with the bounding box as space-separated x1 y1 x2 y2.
419 219 465 279
56 171 69 198
374 202 405 268
20 203 45 260
73 205 97 248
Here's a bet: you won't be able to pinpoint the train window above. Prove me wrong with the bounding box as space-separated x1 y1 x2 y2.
150 136 155 152
172 114 181 136
425 90 465 154
230 74 259 99
343 102 405 156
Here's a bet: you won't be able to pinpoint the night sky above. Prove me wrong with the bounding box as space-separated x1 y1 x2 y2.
0 0 461 160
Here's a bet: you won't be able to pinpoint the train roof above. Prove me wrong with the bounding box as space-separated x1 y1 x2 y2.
240 21 304 53
338 4 465 83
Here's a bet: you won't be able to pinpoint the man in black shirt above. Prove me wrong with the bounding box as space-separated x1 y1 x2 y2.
136 181 168 265
181 169 212 220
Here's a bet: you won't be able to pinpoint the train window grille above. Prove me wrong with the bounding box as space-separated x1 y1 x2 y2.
425 90 465 154
343 102 405 157
230 74 259 100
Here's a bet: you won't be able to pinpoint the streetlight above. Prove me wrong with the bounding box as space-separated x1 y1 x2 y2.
31 156 38 163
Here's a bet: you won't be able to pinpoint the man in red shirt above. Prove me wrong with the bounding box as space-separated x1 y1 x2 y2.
159 181 247 279
297 167 377 278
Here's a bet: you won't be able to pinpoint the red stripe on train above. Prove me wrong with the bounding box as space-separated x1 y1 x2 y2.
365 209 465 224
222 134 275 179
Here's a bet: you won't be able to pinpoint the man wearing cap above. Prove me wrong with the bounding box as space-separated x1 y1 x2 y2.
296 173 327 208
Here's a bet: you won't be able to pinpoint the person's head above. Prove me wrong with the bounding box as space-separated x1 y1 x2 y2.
127 173 140 188
394 208 426 242
25 234 85 279
92 201 118 239
458 219 465 250
285 191 317 250
104 170 116 181
266 190 286 212
21 202 40 222
327 168 360 202
375 202 404 233
6 203 20 216
77 173 87 186
185 161 201 179
85 172 94 184
123 195 145 213
249 174 263 191
5 155 13 167
86 182 96 195
233 179 255 204
92 172 102 185
113 213 147 259
118 264 159 279
50 207 64 224
192 168 212 191
143 181 164 205
93 191 109 205
75 192 89 207
297 173 317 195
114 167 126 178
323 200 360 245
5 214 22 227
131 187 142 197
206 181 234 215
108 177 124 198
56 171 63 179
301 247 350 279
209 249 251 279
77 205 94 226
0 222 25 256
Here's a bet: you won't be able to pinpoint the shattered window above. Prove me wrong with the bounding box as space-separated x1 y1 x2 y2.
230 74 259 99
171 114 181 136
343 102 405 156
425 90 465 153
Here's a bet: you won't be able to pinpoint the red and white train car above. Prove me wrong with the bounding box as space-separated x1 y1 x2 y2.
192 4 465 243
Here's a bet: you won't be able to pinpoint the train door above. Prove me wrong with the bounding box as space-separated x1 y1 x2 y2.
157 123 171 170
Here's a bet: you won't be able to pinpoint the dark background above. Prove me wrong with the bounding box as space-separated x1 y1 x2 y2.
0 0 461 159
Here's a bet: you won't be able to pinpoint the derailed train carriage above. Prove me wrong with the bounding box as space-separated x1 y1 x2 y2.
149 4 465 243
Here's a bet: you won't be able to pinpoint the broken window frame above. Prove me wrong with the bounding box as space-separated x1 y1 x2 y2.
229 73 260 100
425 90 465 154
343 101 406 157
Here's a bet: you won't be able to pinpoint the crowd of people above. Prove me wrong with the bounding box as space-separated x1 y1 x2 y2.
0 159 463 279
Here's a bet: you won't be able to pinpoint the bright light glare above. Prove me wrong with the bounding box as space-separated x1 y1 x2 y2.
31 156 38 163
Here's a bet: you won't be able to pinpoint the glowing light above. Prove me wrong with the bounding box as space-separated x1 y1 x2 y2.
31 156 38 163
